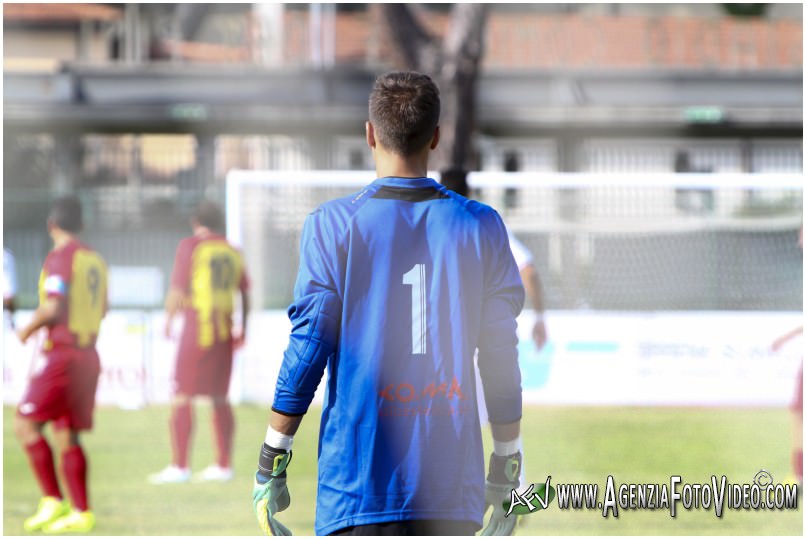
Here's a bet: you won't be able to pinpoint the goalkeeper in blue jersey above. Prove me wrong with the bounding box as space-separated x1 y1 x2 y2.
252 71 525 536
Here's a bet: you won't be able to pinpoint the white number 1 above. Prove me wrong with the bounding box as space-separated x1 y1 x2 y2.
402 263 427 355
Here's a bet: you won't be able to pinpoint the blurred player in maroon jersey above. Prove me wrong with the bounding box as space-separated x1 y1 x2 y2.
771 226 803 487
14 196 108 533
150 201 250 484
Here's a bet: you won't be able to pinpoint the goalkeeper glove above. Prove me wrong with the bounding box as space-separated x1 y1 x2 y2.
252 443 293 536
481 451 522 536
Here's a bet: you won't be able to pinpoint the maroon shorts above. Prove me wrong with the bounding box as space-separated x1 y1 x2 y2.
174 339 233 397
791 362 803 414
17 347 101 431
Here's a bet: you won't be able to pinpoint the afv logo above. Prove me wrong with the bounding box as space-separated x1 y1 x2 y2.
505 478 556 516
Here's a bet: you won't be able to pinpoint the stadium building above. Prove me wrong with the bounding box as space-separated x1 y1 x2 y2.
4 3 802 311
3 7 804 535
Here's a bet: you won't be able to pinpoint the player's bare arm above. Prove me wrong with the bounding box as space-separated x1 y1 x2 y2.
520 263 547 350
269 410 304 437
16 296 63 344
234 289 250 348
491 419 521 445
163 287 186 339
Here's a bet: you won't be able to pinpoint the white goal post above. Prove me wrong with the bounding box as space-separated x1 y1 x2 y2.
226 169 802 310
220 169 803 406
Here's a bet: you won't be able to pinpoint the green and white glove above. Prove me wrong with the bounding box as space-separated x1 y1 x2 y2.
481 451 522 536
252 443 293 536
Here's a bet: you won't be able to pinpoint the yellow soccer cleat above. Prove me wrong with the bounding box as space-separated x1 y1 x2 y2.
23 497 70 532
42 509 95 534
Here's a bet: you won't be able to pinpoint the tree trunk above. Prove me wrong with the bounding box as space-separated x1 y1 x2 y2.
437 3 488 170
380 4 489 171
379 4 441 74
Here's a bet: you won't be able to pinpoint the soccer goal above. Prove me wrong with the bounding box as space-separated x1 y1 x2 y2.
226 170 802 313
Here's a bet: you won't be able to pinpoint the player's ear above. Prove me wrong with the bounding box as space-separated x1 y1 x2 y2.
429 126 440 150
366 121 376 149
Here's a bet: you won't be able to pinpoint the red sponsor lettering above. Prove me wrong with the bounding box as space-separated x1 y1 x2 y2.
378 377 464 402
448 376 464 400
379 384 395 401
397 383 416 403
422 382 447 398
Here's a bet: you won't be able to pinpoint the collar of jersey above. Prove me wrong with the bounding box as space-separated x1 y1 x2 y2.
372 176 438 189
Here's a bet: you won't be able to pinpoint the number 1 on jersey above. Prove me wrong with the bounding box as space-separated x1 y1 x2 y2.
402 263 427 355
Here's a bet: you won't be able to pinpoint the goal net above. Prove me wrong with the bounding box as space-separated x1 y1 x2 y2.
226 170 802 312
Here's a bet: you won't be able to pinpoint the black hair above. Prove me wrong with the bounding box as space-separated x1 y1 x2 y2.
368 71 441 156
193 200 224 231
49 195 83 233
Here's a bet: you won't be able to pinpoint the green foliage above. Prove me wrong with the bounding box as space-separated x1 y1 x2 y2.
722 4 768 18
4 405 801 535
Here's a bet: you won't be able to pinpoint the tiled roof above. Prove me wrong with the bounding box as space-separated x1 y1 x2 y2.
282 8 802 71
4 3 122 23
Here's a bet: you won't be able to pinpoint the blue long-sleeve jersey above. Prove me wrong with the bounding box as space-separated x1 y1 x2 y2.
272 176 524 535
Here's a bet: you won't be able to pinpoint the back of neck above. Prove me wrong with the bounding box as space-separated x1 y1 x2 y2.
374 150 429 179
51 231 75 250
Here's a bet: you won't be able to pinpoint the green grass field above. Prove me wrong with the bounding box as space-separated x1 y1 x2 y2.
4 404 802 535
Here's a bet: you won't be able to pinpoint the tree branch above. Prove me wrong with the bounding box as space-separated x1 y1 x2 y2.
380 4 440 74
380 4 489 170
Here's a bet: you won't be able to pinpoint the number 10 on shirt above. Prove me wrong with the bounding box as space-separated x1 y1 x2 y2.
402 263 427 355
